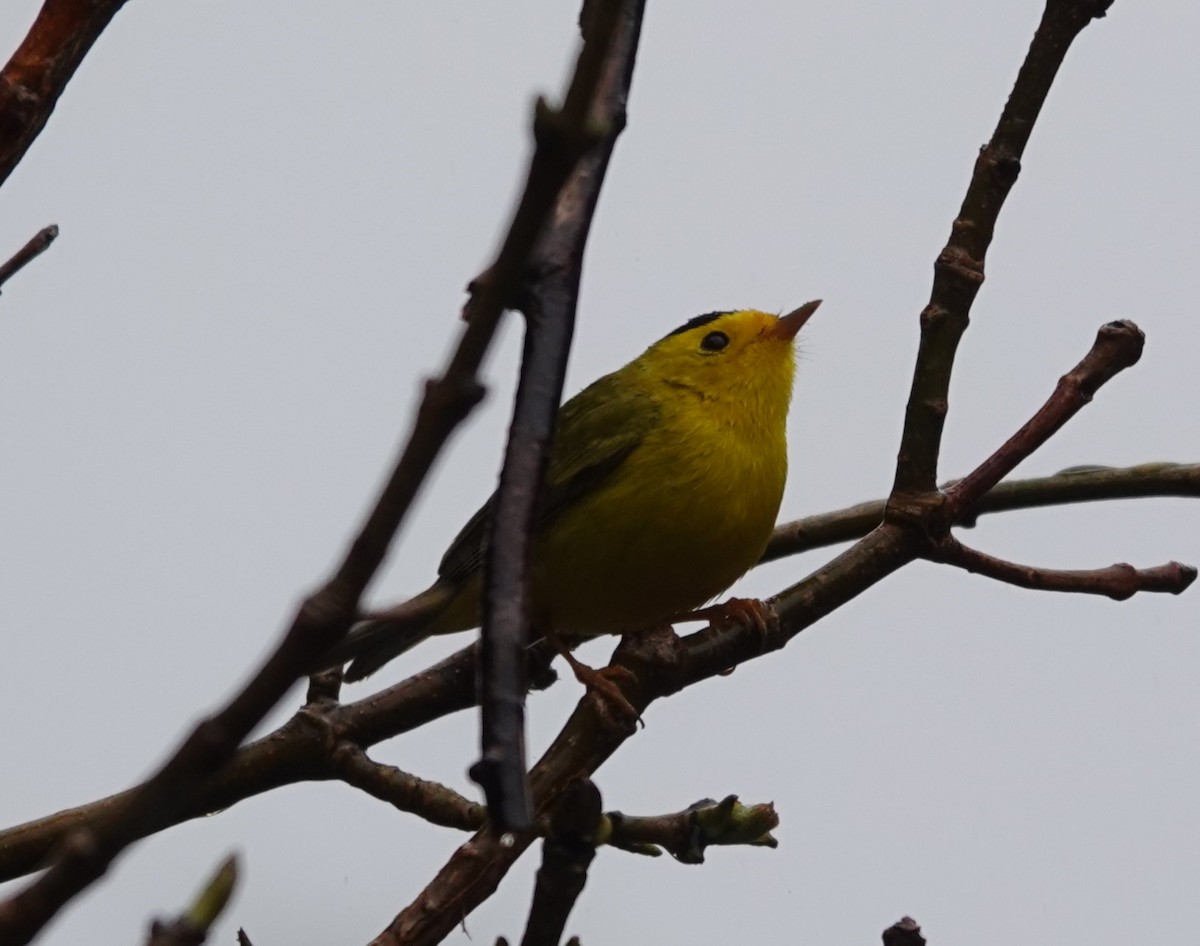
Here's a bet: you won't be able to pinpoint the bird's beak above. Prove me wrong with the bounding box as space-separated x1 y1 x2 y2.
768 299 822 340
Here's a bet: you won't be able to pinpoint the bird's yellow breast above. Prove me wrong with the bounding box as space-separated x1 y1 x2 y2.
532 346 791 634
430 307 804 641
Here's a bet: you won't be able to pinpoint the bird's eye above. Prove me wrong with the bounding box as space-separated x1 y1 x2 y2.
700 331 729 352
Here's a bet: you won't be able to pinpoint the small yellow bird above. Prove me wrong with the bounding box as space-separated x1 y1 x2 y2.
334 301 820 681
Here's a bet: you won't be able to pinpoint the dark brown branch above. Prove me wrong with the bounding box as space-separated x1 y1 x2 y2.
603 795 778 864
942 320 1144 520
473 0 632 833
0 641 485 883
518 780 602 946
368 629 662 946
762 462 1200 562
0 14 616 946
0 224 57 292
333 743 486 832
0 339 481 942
891 0 1115 497
931 537 1196 600
0 0 129 188
883 916 927 946
144 855 238 946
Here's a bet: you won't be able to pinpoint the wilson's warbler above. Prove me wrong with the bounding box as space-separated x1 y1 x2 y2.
335 301 820 681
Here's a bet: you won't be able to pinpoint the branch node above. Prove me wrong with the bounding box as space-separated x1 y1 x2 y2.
882 916 926 946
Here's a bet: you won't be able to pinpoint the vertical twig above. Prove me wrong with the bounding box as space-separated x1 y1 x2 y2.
471 0 646 832
518 781 602 946
890 0 1116 500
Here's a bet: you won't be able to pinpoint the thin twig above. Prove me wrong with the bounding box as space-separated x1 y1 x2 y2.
0 224 57 292
930 537 1196 600
762 462 1200 562
942 320 1144 520
891 0 1116 497
603 795 778 864
333 743 486 832
473 0 630 834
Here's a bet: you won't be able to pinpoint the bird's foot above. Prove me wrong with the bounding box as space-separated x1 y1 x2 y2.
673 596 776 633
670 597 778 666
545 631 642 728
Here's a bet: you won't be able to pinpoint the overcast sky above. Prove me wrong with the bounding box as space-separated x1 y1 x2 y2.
1 3 1197 945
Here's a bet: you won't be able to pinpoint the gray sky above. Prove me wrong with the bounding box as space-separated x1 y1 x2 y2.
1 2 1197 944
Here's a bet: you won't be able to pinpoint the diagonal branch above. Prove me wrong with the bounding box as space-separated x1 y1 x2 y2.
762 462 1200 562
930 537 1196 600
941 320 1144 520
0 224 57 293
0 8 619 944
891 0 1116 497
0 0 130 188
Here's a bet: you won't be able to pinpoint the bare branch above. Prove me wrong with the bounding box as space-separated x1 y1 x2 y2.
370 628 671 946
0 224 57 293
603 795 779 864
0 642 484 883
0 0 129 187
333 744 486 832
762 462 1200 562
942 320 1145 519
0 5 619 941
891 0 1116 496
930 537 1196 600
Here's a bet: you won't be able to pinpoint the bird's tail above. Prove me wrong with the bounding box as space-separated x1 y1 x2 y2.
322 583 457 682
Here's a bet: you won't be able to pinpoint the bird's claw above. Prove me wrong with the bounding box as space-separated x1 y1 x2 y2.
672 597 777 669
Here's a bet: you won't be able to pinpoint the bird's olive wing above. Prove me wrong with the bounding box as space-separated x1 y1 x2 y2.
436 371 654 586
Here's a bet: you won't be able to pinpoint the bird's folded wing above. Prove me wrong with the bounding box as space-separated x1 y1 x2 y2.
437 372 656 586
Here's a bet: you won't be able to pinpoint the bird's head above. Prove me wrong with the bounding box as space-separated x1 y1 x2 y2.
636 301 821 419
